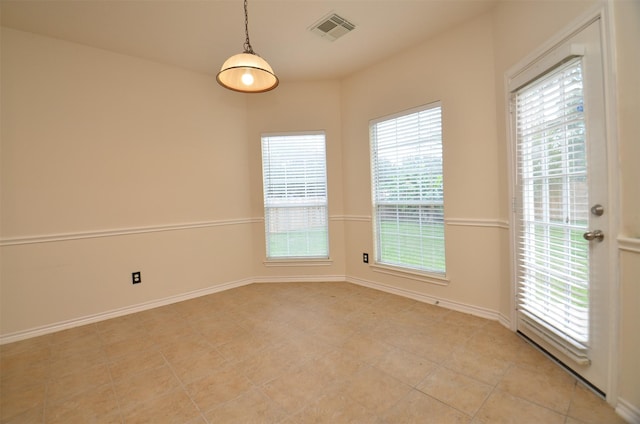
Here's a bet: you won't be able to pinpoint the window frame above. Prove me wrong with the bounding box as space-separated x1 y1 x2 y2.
261 131 330 261
513 57 591 355
369 102 447 283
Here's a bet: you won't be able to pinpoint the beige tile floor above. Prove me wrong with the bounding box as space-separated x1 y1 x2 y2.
0 282 627 423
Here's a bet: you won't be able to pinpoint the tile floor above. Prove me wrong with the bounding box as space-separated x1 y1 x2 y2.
0 282 627 423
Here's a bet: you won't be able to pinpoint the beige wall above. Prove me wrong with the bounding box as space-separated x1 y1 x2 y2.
613 0 640 237
619 249 640 413
341 12 503 314
1 28 253 334
246 81 346 280
612 0 640 412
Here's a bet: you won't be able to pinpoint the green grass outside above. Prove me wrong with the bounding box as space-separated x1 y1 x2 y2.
525 223 589 310
378 220 446 273
266 220 446 272
267 229 328 258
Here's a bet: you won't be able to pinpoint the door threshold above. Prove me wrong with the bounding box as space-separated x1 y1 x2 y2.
517 330 605 399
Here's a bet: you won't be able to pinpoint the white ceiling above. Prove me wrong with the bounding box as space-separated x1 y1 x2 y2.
0 0 498 83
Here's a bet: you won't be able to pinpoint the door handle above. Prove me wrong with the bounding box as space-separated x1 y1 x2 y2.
590 204 604 216
583 230 604 242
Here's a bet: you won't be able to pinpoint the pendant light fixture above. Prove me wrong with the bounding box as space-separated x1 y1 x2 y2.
217 0 279 93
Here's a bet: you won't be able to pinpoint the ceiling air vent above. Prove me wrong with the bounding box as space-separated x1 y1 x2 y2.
309 13 355 42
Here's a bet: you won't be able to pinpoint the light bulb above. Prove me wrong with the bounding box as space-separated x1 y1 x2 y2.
241 71 254 86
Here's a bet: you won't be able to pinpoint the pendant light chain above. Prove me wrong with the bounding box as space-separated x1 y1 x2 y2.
243 0 255 55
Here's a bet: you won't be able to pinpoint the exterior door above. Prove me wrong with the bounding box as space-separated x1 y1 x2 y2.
510 18 610 393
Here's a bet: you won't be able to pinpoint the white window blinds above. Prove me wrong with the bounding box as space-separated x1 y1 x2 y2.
514 58 590 358
261 133 329 259
370 103 445 274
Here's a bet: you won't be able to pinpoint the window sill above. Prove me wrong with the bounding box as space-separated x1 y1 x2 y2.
263 258 333 267
370 263 449 286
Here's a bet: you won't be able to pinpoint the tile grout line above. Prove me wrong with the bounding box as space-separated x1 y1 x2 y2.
98 321 138 424
410 319 504 422
156 303 244 424
564 378 579 423
491 361 580 422
3 282 624 423
467 361 514 422
466 322 510 423
157 348 212 424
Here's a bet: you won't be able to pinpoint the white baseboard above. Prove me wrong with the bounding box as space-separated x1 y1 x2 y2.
0 275 348 345
498 312 513 330
0 274 504 345
252 275 347 284
0 278 252 345
346 276 501 322
617 397 640 424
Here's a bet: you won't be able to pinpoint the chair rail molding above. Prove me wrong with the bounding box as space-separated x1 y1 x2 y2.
0 218 260 246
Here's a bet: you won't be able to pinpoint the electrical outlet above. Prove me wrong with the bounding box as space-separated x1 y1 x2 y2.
132 271 141 284
363 253 369 263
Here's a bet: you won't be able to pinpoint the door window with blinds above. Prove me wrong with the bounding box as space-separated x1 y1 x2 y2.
261 132 329 259
370 103 445 274
514 58 590 359
510 19 610 393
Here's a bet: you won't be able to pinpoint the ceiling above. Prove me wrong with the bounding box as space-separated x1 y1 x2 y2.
0 0 498 83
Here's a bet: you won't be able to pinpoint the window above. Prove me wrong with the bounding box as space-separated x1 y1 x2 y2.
514 57 590 356
509 17 611 391
370 103 445 274
261 132 329 259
